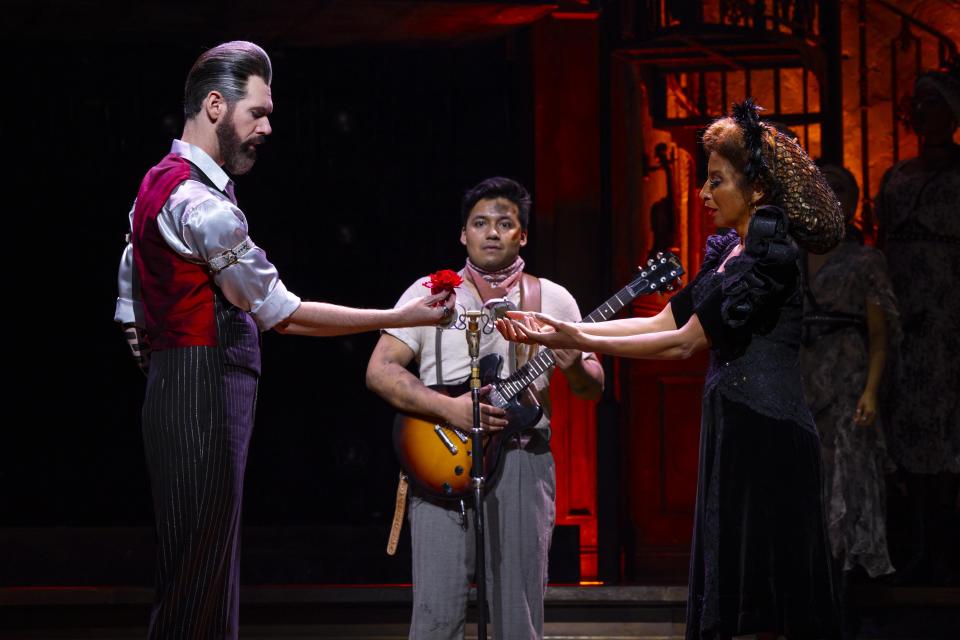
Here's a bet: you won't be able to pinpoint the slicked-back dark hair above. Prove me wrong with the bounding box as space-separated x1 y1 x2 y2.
460 177 532 230
183 41 272 119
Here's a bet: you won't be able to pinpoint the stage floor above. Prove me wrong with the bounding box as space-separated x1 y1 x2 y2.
2 584 958 639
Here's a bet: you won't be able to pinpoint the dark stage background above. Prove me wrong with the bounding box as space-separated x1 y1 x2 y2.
4 38 537 532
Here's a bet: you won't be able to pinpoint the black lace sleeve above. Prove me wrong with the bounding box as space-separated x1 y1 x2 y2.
670 230 739 328
719 206 799 330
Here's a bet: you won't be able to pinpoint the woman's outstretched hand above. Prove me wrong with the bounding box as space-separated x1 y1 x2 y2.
495 311 583 350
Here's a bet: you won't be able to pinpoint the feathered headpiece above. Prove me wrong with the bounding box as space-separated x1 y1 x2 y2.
731 98 772 188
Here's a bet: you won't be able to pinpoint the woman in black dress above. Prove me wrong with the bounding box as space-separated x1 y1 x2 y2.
497 100 844 639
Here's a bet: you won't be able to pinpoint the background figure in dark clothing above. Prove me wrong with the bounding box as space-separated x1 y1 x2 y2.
876 60 960 586
801 163 901 637
115 41 453 639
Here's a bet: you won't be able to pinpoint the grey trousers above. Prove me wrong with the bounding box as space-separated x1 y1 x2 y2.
408 438 556 640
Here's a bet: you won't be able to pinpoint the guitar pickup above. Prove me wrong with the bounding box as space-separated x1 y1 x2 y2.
434 425 459 455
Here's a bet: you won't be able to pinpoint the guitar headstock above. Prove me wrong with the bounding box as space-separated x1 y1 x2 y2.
627 252 685 297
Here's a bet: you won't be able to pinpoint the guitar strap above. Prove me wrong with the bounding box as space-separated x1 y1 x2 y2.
386 272 542 554
520 272 542 313
386 471 409 556
516 273 542 369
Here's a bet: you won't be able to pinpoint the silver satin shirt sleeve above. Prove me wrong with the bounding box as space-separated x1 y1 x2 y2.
115 202 145 326
157 181 301 331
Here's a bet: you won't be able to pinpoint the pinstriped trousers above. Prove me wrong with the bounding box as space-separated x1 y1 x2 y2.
142 344 257 640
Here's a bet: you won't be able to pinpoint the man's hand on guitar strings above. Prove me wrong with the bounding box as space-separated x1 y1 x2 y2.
553 348 583 370
442 386 507 434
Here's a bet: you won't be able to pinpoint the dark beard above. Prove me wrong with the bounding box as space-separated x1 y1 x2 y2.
216 110 260 175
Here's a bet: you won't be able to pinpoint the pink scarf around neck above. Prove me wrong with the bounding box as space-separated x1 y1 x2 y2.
464 256 525 302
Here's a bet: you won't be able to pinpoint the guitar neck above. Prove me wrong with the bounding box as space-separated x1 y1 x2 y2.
583 284 637 323
494 284 636 403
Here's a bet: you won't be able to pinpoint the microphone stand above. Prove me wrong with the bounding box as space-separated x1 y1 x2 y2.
464 310 487 640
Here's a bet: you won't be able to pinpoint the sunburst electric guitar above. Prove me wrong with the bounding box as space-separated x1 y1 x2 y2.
393 253 685 500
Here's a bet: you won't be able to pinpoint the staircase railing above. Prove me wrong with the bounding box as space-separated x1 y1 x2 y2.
621 0 824 43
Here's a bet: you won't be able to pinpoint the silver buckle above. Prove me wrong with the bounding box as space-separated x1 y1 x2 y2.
208 238 252 273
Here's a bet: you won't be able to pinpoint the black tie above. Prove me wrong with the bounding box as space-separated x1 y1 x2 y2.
224 180 238 205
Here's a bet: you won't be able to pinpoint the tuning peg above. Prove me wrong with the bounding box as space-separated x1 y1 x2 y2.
666 285 675 291
670 270 677 277
660 257 667 264
656 251 663 258
660 276 667 283
641 271 648 278
646 258 654 266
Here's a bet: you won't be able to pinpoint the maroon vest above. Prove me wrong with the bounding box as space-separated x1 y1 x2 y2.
132 153 218 350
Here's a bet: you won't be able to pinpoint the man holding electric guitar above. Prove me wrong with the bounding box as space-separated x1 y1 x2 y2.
366 177 604 639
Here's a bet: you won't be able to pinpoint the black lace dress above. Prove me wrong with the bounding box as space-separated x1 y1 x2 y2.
670 208 841 639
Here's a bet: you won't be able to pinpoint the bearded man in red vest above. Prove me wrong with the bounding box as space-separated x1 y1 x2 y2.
114 41 452 639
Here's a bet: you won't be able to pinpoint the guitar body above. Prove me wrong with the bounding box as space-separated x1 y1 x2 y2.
393 353 543 500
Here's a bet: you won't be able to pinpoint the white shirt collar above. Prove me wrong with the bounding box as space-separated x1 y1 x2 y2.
170 139 232 192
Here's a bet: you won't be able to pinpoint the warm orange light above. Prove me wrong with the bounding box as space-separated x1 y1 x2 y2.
578 580 605 586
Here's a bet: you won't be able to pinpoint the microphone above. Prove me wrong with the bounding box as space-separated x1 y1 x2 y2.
484 297 516 322
465 310 482 362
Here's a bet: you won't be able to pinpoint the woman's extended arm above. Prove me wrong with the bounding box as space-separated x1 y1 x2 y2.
498 310 708 361
573 303 679 337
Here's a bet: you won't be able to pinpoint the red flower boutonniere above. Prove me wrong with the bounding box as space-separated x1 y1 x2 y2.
423 269 463 296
